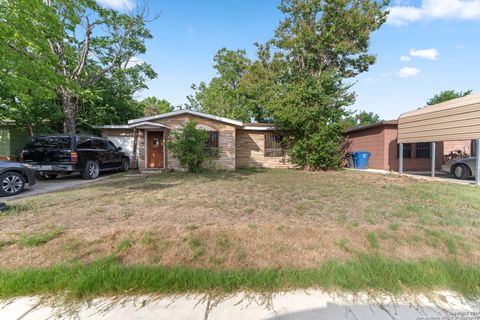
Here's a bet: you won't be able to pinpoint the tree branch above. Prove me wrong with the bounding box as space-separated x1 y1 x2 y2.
81 22 133 87
71 17 94 82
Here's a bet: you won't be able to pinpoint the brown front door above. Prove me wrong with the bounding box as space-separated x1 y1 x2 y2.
147 131 164 168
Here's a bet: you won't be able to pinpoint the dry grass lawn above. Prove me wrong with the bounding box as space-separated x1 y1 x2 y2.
1 169 479 270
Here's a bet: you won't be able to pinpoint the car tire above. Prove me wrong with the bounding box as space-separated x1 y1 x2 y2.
452 164 471 180
82 161 100 180
41 174 58 180
120 159 129 172
0 172 26 196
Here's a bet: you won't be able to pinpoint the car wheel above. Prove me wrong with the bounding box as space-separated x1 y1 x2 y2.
41 174 58 180
82 161 100 180
120 159 129 172
0 172 26 196
453 164 471 180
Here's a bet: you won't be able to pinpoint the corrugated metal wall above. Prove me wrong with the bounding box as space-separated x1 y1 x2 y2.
398 94 480 143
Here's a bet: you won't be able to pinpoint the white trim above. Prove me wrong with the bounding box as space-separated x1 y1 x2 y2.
97 124 131 129
163 131 166 169
144 130 147 170
97 122 171 130
242 126 277 131
128 110 243 127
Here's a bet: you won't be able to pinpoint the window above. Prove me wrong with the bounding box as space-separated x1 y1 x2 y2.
397 143 412 158
205 131 219 156
92 139 106 150
76 138 92 149
264 132 285 157
25 136 71 149
106 141 117 151
415 142 431 158
206 131 219 149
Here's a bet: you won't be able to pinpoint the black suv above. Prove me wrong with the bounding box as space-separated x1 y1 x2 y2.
21 135 130 179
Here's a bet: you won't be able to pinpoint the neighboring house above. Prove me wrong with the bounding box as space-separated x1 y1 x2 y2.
345 120 472 172
99 110 292 171
0 120 30 161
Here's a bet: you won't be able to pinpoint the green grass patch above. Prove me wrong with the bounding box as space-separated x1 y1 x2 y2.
367 232 380 249
0 203 31 216
389 223 400 231
216 235 231 251
335 239 350 253
0 255 479 299
19 227 63 247
116 238 133 251
188 236 205 260
0 240 15 249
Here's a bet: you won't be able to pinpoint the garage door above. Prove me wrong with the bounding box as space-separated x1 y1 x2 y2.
105 136 137 159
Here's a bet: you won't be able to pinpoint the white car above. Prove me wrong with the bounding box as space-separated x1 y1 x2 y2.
441 157 476 180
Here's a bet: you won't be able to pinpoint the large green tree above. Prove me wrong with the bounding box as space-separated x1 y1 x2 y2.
0 0 64 134
187 48 257 122
139 97 174 116
1 0 157 134
427 89 473 106
263 0 388 170
344 110 382 128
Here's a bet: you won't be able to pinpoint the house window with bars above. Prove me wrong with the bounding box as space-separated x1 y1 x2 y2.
205 131 219 156
264 132 285 157
415 142 431 158
397 143 412 158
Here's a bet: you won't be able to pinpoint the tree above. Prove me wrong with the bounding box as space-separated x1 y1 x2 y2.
187 48 257 122
1 0 157 134
0 0 64 135
427 90 473 106
344 111 381 128
264 0 388 170
167 120 208 173
140 97 174 116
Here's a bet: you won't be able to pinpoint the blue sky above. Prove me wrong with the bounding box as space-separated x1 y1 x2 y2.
99 0 480 120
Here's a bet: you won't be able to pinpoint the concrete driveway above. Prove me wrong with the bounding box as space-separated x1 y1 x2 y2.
2 174 110 201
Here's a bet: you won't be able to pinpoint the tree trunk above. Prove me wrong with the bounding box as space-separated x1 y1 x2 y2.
27 124 34 137
60 87 77 134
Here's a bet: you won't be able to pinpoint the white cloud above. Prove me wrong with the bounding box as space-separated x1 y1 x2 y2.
409 48 439 60
387 0 480 26
364 77 373 83
400 55 411 62
97 0 134 10
397 67 421 78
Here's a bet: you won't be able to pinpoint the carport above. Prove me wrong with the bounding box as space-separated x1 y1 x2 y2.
397 93 480 185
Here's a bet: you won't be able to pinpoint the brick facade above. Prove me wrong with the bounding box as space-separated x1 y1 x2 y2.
101 112 298 171
346 121 471 172
235 130 293 168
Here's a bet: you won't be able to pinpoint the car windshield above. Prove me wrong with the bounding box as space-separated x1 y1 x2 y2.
24 136 72 149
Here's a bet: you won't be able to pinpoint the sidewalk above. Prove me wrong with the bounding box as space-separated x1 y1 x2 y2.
1 290 479 320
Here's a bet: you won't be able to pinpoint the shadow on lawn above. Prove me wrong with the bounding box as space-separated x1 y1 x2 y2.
191 168 268 182
91 168 267 191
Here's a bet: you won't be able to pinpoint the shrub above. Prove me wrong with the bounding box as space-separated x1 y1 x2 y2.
168 120 208 173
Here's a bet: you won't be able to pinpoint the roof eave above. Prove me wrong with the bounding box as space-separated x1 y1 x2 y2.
128 110 244 127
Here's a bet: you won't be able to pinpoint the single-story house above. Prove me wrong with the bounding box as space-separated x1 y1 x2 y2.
99 110 293 171
0 120 30 161
345 120 473 171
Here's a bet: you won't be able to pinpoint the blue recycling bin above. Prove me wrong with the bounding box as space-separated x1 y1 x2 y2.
352 152 370 169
